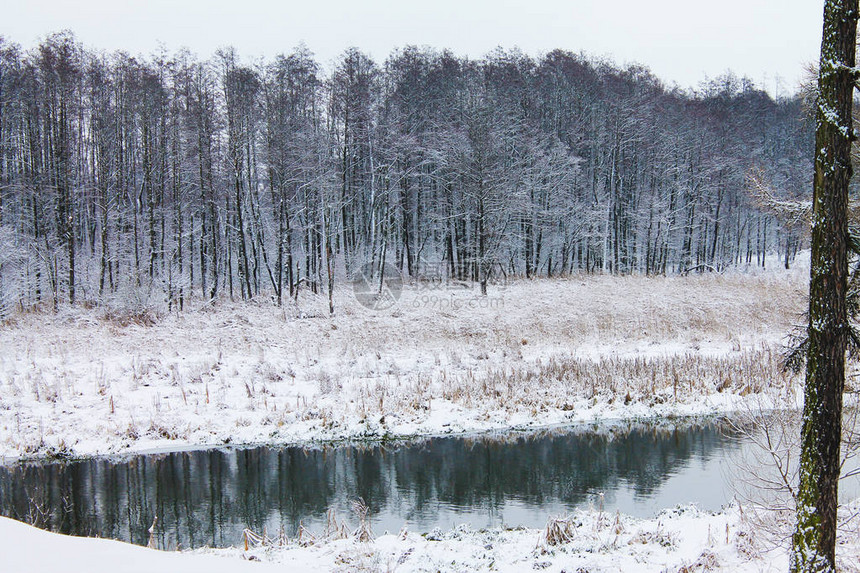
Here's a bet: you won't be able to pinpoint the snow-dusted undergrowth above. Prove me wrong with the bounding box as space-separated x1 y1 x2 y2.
0 265 807 461
7 501 860 572
218 501 860 573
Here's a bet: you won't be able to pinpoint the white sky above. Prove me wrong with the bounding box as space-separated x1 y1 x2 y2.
3 0 822 95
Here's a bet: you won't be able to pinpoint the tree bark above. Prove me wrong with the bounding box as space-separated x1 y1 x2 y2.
791 1 858 571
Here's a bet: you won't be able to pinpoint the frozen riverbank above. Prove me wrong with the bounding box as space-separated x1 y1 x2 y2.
0 268 806 461
7 500 860 573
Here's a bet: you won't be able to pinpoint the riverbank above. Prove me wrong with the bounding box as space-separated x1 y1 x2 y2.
207 501 860 572
0 264 807 461
5 500 860 572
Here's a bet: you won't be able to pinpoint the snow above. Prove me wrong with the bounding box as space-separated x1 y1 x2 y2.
0 515 284 573
0 260 809 462
226 505 768 572
2 253 856 571
6 500 860 573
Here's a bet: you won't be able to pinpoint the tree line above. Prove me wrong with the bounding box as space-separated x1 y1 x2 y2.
0 32 811 314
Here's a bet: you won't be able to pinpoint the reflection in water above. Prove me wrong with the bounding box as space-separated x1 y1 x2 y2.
0 423 739 549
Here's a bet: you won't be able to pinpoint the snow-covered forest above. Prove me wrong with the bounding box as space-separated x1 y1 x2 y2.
4 5 857 567
0 32 810 316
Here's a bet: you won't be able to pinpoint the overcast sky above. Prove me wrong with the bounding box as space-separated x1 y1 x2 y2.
3 0 821 94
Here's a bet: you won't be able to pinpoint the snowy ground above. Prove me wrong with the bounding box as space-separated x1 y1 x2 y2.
0 264 808 461
4 257 858 572
210 501 860 573
5 500 860 572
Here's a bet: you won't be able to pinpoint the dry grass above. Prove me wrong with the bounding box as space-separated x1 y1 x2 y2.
677 550 720 572
431 347 793 414
242 500 370 552
628 525 679 548
541 515 577 546
351 498 374 543
0 269 808 458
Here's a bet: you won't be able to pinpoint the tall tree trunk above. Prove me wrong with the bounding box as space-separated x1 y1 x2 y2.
791 1 858 571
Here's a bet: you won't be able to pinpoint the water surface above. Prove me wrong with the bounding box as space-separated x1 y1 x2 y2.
0 422 741 549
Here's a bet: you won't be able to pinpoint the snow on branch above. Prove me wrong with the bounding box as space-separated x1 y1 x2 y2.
746 169 811 229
